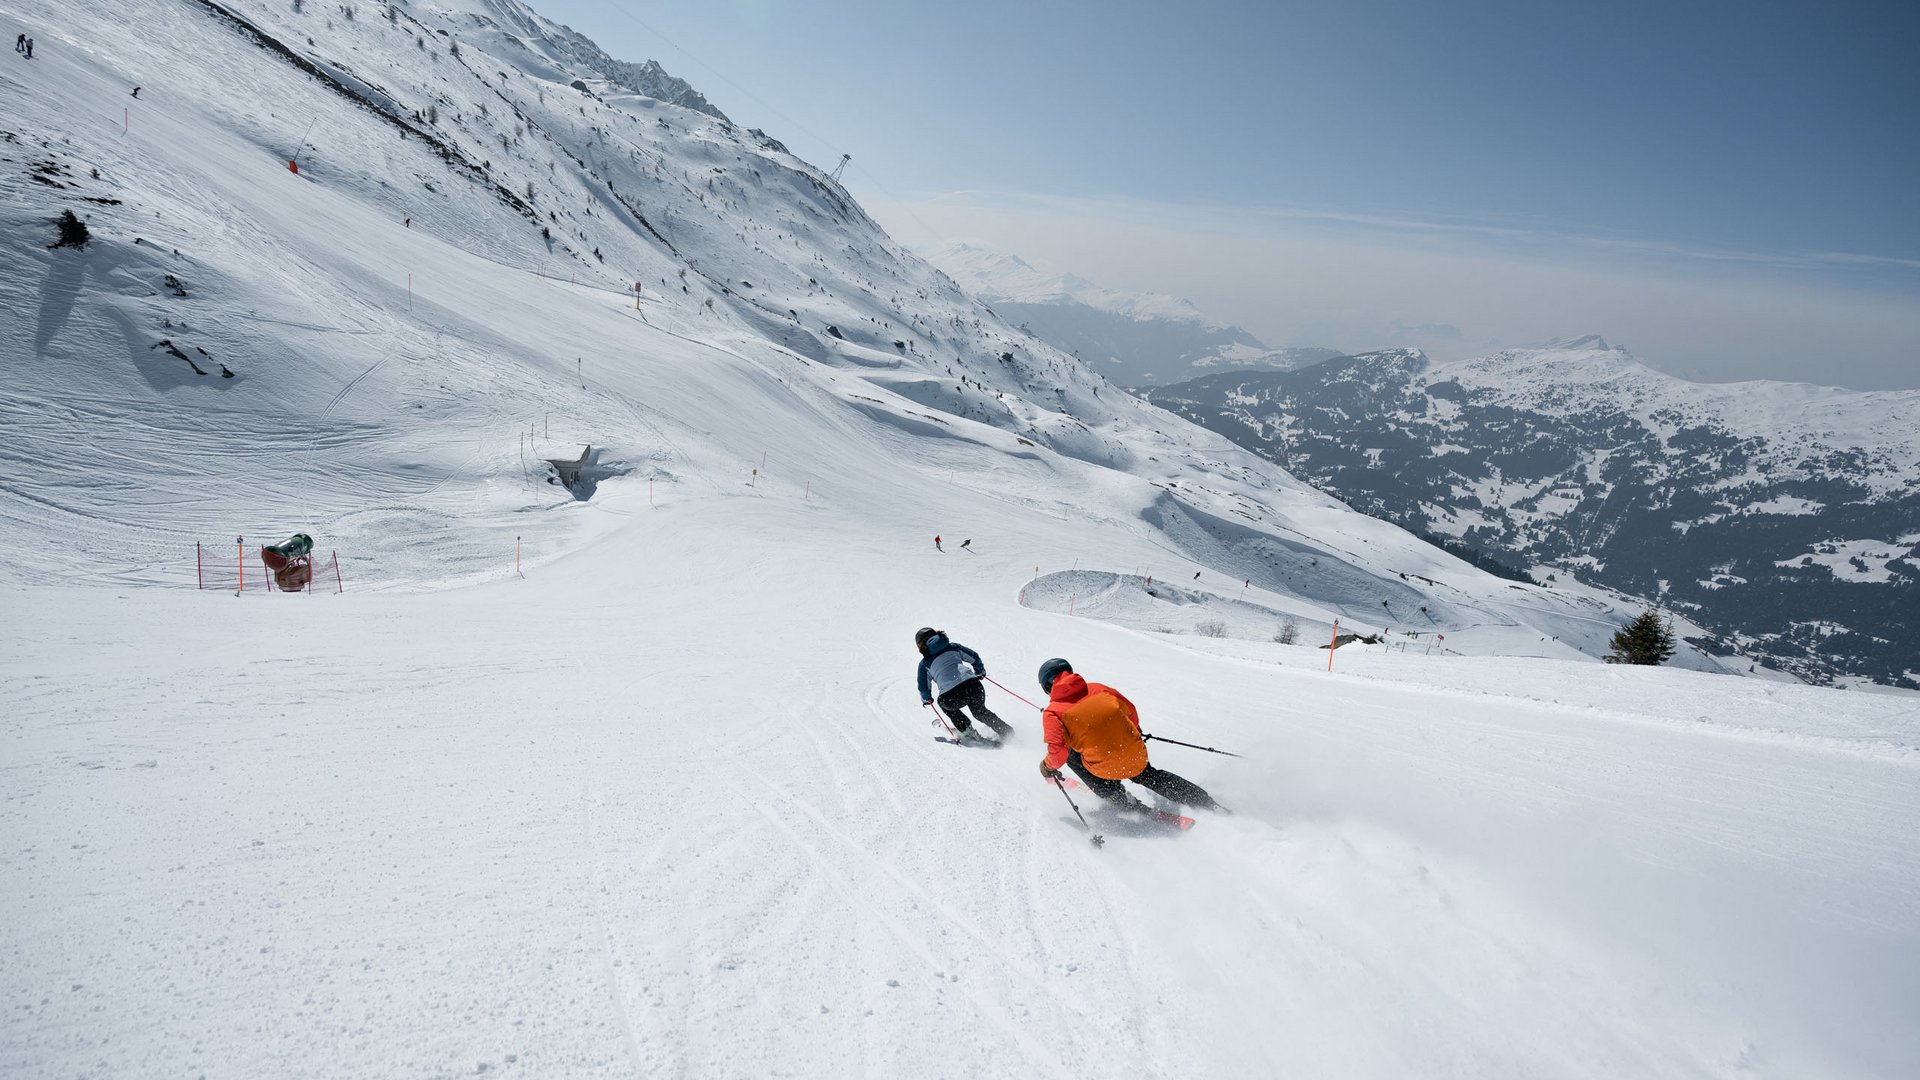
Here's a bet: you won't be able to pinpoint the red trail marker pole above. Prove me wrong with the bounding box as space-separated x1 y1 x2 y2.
1327 619 1340 672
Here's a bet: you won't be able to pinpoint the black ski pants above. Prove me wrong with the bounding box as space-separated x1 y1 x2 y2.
937 678 1011 737
1067 751 1217 811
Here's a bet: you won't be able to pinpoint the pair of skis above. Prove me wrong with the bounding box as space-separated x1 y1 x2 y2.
933 733 1005 748
1050 773 1194 841
929 713 1005 748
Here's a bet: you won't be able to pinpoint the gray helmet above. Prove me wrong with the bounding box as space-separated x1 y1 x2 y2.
1037 657 1073 693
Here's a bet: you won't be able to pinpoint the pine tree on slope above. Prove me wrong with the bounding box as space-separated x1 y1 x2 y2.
1606 609 1676 666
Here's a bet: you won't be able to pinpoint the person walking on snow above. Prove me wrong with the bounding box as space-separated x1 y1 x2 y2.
1035 658 1224 813
916 628 1013 741
15 34 24 53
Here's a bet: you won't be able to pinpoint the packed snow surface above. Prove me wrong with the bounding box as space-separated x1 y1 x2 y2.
3 0 1917 1077
8 519 1920 1078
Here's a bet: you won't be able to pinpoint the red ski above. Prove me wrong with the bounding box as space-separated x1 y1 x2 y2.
1047 776 1195 833
1149 808 1196 831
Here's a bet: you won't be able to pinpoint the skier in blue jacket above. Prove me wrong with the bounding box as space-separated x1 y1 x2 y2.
915 627 1014 741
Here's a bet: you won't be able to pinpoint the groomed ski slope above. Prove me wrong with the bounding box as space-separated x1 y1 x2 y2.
7 484 1919 1078
3 0 1918 1075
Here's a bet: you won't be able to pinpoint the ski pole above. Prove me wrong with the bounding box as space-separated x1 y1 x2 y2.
1050 772 1103 848
924 700 957 738
1142 733 1243 758
984 675 1042 711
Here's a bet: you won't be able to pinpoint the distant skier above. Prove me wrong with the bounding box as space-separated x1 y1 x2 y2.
960 539 972 551
403 216 411 227
933 535 943 552
14 34 24 53
915 628 1013 741
1035 658 1224 813
130 86 140 98
24 37 32 58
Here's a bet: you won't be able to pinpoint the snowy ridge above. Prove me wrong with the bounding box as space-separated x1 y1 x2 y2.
441 0 726 119
3 1 1918 1076
1439 342 1920 485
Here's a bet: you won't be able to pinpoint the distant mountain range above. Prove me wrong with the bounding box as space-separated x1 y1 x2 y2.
1147 338 1920 688
924 241 1339 386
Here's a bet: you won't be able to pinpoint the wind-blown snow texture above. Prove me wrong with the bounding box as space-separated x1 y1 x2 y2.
3 1 1917 1077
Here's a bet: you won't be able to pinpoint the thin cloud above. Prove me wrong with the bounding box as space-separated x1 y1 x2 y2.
892 188 1920 281
864 188 1920 390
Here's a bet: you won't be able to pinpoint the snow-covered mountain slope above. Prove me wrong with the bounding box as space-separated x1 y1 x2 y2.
925 239 1339 385
0 0 1701 666
1148 339 1920 687
5 2 1918 1076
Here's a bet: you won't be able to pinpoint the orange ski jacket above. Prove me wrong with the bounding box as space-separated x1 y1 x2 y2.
1041 673 1149 780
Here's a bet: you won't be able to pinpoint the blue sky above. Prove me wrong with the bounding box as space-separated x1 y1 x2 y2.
539 0 1920 387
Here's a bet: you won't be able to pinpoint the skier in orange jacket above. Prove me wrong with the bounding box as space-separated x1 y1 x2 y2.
1036 658 1223 813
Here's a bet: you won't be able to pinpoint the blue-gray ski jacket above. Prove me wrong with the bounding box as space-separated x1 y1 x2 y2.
917 637 986 702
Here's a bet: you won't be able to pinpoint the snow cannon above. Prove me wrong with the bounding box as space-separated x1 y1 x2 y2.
261 533 315 592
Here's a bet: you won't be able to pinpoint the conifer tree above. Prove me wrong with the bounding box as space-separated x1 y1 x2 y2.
50 210 91 249
1606 608 1676 665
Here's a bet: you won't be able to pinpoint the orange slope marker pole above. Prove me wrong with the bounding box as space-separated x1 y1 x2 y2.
1327 619 1340 672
